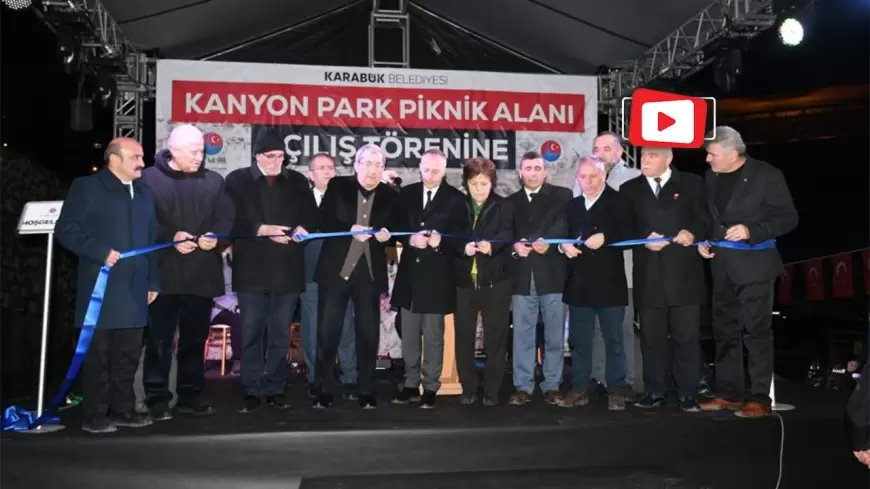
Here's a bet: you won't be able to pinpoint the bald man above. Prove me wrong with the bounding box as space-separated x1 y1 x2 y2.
390 149 465 408
55 138 160 434
141 124 235 419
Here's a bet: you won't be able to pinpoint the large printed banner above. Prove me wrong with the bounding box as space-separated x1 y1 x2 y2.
156 60 597 358
155 59 598 193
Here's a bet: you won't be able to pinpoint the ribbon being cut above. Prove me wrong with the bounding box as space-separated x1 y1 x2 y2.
1 228 774 432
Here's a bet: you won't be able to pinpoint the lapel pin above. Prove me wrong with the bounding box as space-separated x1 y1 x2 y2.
673 193 680 200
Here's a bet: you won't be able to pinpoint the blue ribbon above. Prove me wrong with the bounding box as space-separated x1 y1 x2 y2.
2 229 774 431
507 236 775 250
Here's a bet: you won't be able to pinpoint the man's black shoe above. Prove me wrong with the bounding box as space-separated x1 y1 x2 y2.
312 393 333 409
177 398 215 416
267 394 291 409
391 387 420 404
239 395 261 413
359 394 377 409
112 412 153 428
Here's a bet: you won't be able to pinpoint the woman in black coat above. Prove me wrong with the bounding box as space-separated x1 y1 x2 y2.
453 157 514 406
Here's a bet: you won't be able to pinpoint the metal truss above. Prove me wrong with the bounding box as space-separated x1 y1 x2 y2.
37 1 156 141
598 0 777 166
369 0 410 68
113 54 156 141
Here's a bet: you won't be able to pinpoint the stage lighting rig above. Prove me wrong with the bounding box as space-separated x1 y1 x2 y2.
1 0 32 10
35 0 142 85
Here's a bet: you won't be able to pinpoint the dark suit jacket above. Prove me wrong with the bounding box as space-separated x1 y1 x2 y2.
845 360 870 451
621 169 707 307
142 150 235 298
225 166 318 294
390 182 466 314
704 158 798 284
55 170 159 330
506 183 573 296
562 186 631 308
314 175 399 294
454 193 515 289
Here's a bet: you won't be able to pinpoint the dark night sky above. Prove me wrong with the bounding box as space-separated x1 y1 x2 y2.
1 0 868 261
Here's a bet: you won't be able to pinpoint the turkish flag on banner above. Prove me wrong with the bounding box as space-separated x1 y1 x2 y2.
831 253 854 298
778 265 793 304
863 249 870 294
805 258 824 301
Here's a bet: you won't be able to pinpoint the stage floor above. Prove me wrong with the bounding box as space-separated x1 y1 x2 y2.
1 373 865 489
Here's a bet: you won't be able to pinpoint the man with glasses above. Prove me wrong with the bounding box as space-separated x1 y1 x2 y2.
299 153 358 400
312 143 397 409
141 124 235 419
225 133 317 412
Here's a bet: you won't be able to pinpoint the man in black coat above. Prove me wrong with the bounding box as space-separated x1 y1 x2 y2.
390 149 465 409
55 137 159 433
313 143 397 409
225 133 317 412
300 153 357 399
696 126 798 419
506 151 573 406
620 147 707 412
846 359 870 468
559 156 633 411
141 124 235 419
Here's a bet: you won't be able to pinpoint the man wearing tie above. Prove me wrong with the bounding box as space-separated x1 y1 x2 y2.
506 151 573 406
300 153 357 399
390 149 465 409
619 147 707 412
697 127 798 418
313 143 397 409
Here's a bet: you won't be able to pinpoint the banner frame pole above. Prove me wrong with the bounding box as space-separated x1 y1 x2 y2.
22 232 66 434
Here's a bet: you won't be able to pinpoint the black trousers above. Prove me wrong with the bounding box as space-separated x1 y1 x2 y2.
81 327 144 419
144 294 214 406
454 281 512 398
639 305 700 398
316 265 380 396
711 275 775 404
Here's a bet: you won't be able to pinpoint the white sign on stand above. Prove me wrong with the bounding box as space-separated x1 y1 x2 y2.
17 200 66 433
17 201 64 235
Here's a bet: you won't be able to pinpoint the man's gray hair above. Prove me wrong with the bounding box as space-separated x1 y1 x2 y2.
354 143 386 166
705 126 746 155
577 155 607 174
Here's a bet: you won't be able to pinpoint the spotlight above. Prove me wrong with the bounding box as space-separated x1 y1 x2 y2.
1 0 32 10
56 33 79 73
779 18 804 46
95 71 117 108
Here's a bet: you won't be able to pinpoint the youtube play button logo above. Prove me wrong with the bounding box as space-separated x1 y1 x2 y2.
658 112 676 132
625 88 712 148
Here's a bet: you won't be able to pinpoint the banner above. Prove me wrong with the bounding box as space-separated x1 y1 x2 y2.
155 60 598 193
863 249 870 295
778 264 793 305
155 60 597 359
831 252 854 298
805 258 824 301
